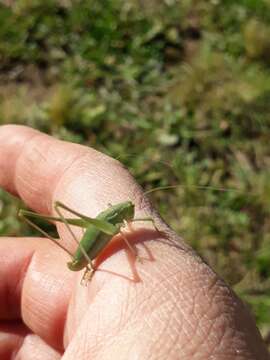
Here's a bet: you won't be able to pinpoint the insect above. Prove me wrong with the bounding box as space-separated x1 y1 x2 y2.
19 200 158 283
18 184 254 283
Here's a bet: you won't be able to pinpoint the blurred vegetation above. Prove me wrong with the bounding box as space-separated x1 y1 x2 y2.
1 0 270 345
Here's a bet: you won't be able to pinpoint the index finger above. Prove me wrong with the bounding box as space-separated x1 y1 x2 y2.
0 125 149 217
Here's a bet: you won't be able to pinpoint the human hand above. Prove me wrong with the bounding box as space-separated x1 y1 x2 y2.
0 125 268 359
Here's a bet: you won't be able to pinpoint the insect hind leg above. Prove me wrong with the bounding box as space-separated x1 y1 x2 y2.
19 211 74 257
54 202 93 266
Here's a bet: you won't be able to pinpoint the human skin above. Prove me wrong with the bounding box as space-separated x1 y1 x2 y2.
0 125 268 360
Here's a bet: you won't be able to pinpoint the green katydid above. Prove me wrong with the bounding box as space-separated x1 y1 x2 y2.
19 200 157 283
18 183 251 283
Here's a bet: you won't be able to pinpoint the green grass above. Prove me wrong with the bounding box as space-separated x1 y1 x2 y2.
1 0 270 344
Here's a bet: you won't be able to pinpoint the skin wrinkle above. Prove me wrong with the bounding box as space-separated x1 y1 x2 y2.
85 306 103 352
90 280 174 358
205 274 219 294
232 327 255 357
80 285 126 352
123 263 212 356
105 300 127 339
21 252 68 350
52 152 144 222
58 151 151 220
15 135 89 214
159 300 184 359
74 270 130 334
195 315 217 357
157 289 187 349
148 300 176 354
134 187 157 218
3 131 39 195
211 292 239 343
75 329 89 360
222 336 242 359
108 285 141 333
210 312 243 358
52 150 103 210
146 235 191 275
3 248 35 320
179 311 203 357
97 245 264 358
128 271 179 321
197 276 228 320
15 334 61 360
101 320 144 358
118 284 132 332
14 132 51 197
199 282 221 321
151 233 193 260
132 311 163 358
132 283 183 357
75 305 107 359
23 276 49 324
197 293 234 356
203 319 228 358
160 268 231 357
181 308 206 354
146 316 168 358
156 299 194 359
11 250 35 320
185 323 212 357
204 301 232 345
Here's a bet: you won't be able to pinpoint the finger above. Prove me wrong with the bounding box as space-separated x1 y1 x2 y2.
0 124 156 257
16 334 61 360
0 125 89 214
0 125 39 196
0 237 73 351
0 322 29 359
0 322 61 360
0 124 147 217
0 125 158 336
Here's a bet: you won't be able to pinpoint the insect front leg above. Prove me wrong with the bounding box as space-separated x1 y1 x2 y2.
54 202 94 270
